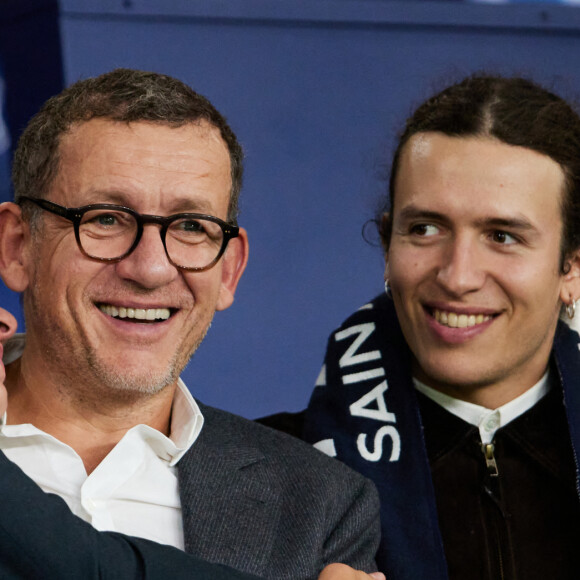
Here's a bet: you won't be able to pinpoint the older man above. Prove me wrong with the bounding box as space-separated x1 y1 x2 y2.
0 69 379 579
0 304 383 580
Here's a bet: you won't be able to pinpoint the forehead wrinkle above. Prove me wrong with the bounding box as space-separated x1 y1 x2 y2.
62 119 229 178
107 150 220 179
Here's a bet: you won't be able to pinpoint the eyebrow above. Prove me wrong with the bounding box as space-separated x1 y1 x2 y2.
396 207 447 224
475 216 538 232
396 205 540 233
81 191 217 215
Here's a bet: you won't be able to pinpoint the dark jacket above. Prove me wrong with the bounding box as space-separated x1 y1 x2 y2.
300 294 580 579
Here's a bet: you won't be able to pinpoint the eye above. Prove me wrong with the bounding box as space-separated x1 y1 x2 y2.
169 217 223 244
83 211 130 229
491 230 517 245
411 223 439 237
95 213 119 227
177 219 205 233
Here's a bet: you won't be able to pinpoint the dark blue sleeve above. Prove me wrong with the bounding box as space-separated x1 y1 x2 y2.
0 451 261 580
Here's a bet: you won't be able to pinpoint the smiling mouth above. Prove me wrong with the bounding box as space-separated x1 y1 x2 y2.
432 308 493 328
98 304 173 322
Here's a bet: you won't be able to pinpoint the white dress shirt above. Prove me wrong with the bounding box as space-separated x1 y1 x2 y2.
413 372 550 444
0 334 203 549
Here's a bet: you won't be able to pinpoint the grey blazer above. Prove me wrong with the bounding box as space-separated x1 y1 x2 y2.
178 403 381 580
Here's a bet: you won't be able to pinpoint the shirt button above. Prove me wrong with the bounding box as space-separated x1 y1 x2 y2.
84 498 103 512
484 415 500 431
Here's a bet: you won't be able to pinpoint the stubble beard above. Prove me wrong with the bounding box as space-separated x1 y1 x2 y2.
25 271 212 406
83 322 211 398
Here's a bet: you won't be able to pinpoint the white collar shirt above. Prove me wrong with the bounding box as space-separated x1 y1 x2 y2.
0 333 203 549
413 371 551 444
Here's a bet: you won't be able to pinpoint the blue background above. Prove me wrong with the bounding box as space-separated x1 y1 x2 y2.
1 0 580 418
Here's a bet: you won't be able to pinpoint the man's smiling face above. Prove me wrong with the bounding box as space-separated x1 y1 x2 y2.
20 118 247 399
387 132 578 407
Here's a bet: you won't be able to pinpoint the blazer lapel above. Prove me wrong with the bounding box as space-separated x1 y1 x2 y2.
177 407 281 576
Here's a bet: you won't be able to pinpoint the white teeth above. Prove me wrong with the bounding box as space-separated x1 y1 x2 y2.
433 309 491 328
99 304 171 321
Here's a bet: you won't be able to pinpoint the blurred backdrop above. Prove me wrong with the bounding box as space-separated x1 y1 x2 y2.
1 0 580 417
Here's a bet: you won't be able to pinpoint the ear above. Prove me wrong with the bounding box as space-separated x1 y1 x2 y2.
216 227 249 311
380 212 391 254
381 212 391 279
0 202 31 292
560 249 580 310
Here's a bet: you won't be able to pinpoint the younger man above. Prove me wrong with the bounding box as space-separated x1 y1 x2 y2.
302 76 580 579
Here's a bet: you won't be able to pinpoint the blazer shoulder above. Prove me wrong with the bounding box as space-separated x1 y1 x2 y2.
182 404 380 576
196 402 377 493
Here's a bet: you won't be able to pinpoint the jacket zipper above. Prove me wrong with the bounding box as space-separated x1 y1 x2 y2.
482 443 499 477
482 441 505 579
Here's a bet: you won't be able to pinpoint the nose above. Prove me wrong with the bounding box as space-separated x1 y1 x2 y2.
436 235 486 297
114 224 179 289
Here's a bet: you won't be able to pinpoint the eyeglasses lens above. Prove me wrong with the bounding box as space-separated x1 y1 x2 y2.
79 209 225 269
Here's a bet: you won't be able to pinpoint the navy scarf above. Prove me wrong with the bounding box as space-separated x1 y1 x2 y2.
303 293 580 579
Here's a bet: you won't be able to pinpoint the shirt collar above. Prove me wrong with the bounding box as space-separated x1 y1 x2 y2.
167 379 203 465
413 371 551 444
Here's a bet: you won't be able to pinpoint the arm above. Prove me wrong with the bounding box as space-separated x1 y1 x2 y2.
0 450 261 580
321 472 381 573
0 451 385 580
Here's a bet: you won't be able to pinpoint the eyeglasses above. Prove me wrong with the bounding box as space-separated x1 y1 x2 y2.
20 197 239 272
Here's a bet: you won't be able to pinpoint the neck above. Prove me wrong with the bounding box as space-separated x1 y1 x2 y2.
4 355 176 474
412 362 551 410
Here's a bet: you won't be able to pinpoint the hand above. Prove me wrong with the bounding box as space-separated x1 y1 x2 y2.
0 307 17 416
319 563 386 580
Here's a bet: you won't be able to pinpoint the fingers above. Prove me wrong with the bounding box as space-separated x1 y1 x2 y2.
0 306 16 344
0 306 16 416
319 563 386 580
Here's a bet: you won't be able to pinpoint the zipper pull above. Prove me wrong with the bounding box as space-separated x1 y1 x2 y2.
482 442 499 477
